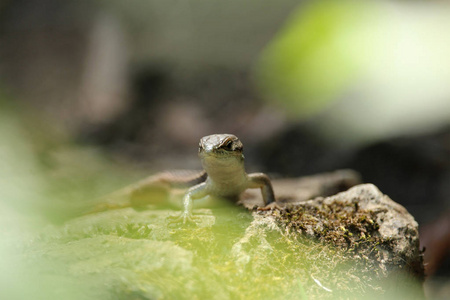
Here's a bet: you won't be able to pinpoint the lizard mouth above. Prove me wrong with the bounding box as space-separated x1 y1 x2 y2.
198 148 243 158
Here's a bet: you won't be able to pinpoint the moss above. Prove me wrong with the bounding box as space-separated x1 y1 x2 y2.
25 189 423 299
259 195 424 295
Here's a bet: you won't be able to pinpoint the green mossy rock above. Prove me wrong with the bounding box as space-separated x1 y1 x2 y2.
28 181 424 299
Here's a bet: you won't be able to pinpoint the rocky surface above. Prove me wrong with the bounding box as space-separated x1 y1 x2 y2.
25 173 424 299
260 184 425 296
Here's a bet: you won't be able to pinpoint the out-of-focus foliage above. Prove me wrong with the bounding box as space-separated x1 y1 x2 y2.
256 1 377 117
256 0 450 143
0 99 81 299
0 96 140 299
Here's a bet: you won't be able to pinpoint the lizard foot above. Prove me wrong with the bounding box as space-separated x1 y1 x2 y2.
258 202 285 211
166 212 200 227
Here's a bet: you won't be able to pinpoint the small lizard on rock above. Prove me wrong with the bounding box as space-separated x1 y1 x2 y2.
89 134 276 225
169 134 276 224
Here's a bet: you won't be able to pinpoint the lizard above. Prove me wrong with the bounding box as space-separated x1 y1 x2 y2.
88 134 276 225
168 133 276 224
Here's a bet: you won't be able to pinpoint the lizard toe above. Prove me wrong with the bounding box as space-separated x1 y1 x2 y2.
166 213 200 228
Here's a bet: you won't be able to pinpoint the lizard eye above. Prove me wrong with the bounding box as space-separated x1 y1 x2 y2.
222 140 234 150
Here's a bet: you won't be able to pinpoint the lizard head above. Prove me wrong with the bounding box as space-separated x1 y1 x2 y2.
198 134 247 182
198 134 245 176
198 134 243 157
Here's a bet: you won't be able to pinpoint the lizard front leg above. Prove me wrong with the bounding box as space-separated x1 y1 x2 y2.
167 181 208 225
86 170 206 214
247 173 275 205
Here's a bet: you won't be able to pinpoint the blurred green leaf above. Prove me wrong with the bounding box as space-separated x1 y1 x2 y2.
255 1 379 117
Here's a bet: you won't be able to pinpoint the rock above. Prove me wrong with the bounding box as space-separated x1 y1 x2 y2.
24 174 424 299
280 184 423 275
240 169 361 208
258 183 425 298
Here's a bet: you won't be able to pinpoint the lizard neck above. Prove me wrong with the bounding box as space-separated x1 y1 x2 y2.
200 154 247 188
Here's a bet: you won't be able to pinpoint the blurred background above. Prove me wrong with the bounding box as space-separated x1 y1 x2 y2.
0 0 449 298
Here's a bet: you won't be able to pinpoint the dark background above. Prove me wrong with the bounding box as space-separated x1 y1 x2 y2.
1 0 449 297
